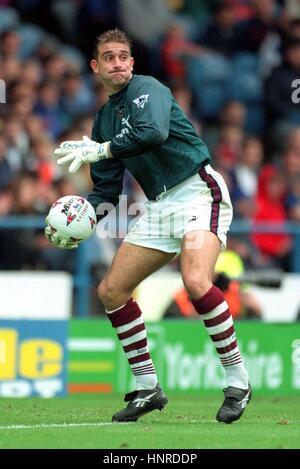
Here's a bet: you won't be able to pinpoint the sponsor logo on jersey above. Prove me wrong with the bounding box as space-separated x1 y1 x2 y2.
116 115 132 138
133 94 149 109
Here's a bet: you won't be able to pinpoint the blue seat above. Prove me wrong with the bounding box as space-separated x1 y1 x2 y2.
188 53 232 85
59 45 86 72
194 83 228 118
0 7 19 32
18 24 47 59
232 53 258 73
245 104 265 135
187 53 232 118
229 52 263 103
228 71 263 103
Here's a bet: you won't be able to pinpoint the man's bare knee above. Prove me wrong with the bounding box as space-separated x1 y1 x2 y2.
98 280 108 303
98 279 132 310
184 275 211 299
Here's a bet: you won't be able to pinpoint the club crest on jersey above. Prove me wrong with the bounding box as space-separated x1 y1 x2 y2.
133 94 149 109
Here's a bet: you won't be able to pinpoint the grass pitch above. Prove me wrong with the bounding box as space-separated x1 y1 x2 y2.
0 394 299 449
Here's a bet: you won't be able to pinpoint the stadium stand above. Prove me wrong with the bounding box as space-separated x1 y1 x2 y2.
1 0 300 318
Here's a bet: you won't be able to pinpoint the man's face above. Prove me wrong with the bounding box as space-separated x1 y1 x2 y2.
90 42 134 93
287 45 300 69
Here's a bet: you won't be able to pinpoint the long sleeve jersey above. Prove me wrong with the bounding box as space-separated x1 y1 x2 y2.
88 74 211 214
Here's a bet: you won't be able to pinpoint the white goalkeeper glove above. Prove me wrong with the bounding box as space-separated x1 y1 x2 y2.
45 219 78 250
54 136 111 173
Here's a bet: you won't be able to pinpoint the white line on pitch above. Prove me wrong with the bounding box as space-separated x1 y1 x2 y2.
0 422 132 430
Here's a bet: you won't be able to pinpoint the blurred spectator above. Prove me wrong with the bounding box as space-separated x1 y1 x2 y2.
0 30 20 57
43 53 70 81
76 0 120 56
50 0 80 42
0 185 18 270
0 1 14 8
120 0 173 49
28 136 56 185
93 81 109 109
265 38 300 150
236 0 279 53
120 0 175 75
1 56 22 83
234 136 263 197
199 1 240 57
171 83 202 135
13 0 66 39
252 164 293 270
0 133 14 191
214 249 262 319
5 172 44 269
282 142 300 178
75 115 94 137
226 235 270 270
0 0 298 282
285 174 300 222
213 124 244 169
228 0 253 21
161 22 203 84
34 80 69 138
36 36 60 62
284 18 300 42
202 100 246 153
220 100 247 127
4 116 28 169
14 171 39 214
229 136 263 218
282 134 300 221
179 0 213 23
165 250 262 319
284 0 300 19
22 59 43 87
61 70 94 117
24 114 49 141
0 186 13 217
53 176 78 198
9 81 37 103
9 97 34 123
286 126 300 153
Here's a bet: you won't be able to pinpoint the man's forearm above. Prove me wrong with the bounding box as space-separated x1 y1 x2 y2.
110 127 167 159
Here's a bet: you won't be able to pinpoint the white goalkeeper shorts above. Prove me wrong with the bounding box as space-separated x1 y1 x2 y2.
124 164 233 254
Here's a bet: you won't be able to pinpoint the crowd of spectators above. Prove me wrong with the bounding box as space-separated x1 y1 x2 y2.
1 0 300 282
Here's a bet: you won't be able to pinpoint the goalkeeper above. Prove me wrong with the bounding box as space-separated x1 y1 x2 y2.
49 28 251 424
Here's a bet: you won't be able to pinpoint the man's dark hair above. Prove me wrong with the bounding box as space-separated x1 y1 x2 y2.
93 28 132 59
283 36 300 52
290 18 300 30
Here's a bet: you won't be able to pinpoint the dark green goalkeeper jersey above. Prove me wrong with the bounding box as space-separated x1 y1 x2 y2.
88 74 211 212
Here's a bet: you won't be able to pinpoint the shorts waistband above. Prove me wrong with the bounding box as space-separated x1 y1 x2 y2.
155 163 211 201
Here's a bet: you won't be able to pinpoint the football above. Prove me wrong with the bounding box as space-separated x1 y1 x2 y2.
47 195 96 244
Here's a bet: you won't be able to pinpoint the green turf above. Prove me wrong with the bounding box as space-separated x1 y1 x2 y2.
0 394 299 449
